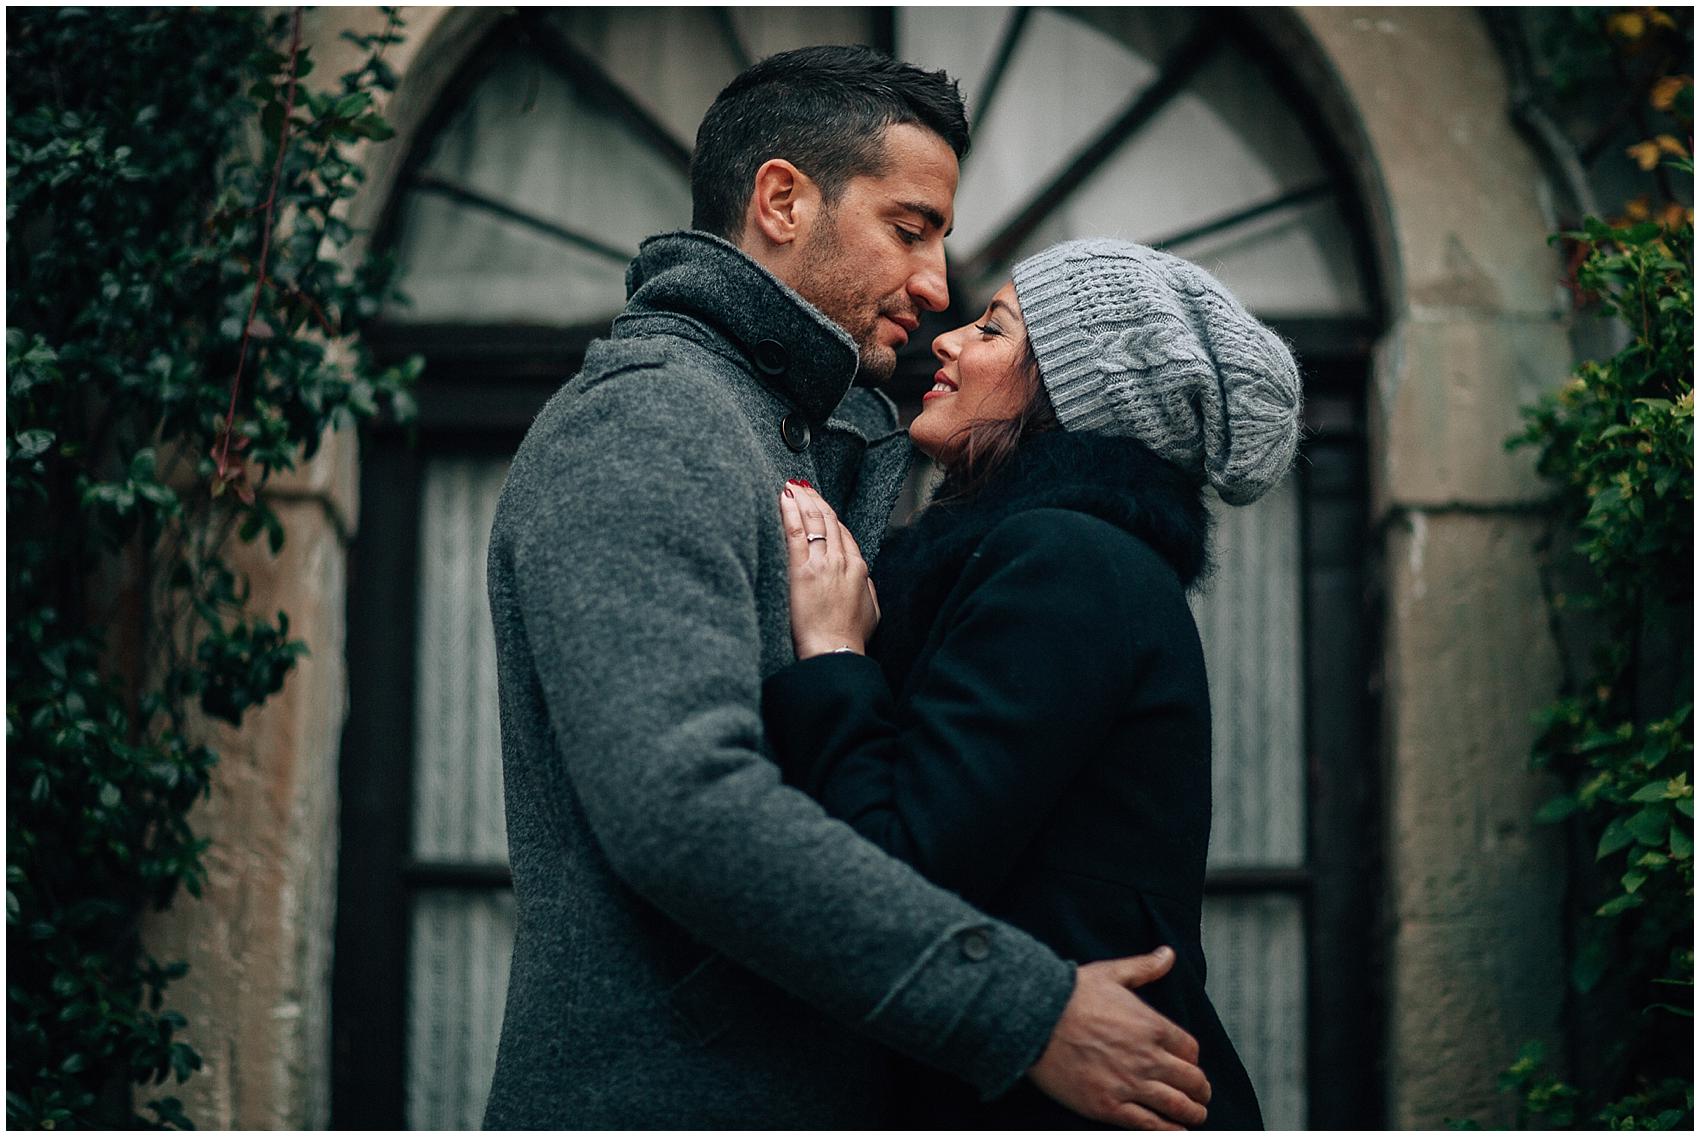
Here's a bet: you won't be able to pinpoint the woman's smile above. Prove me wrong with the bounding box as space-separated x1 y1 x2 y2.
923 368 959 401
908 281 1031 460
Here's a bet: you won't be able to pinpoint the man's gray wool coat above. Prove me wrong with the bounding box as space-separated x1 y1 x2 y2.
481 231 1076 1129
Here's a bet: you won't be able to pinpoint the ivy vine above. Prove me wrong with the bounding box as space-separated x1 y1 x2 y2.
7 8 418 1128
1495 9 1693 1127
1505 210 1694 1131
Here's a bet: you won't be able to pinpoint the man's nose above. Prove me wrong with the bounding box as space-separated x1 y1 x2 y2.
908 249 950 313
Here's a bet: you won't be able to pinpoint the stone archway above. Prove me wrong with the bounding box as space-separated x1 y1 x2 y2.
1280 9 1572 1129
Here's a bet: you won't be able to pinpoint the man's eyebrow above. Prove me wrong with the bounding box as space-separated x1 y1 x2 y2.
899 200 952 237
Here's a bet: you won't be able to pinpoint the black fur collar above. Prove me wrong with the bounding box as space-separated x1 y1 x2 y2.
870 431 1210 689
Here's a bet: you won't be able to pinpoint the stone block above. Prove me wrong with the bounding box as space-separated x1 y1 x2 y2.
1369 313 1573 514
1298 9 1571 318
140 499 347 1130
1379 511 1568 1126
266 417 361 540
1386 915 1564 1128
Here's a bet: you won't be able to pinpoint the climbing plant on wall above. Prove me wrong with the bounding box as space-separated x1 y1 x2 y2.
7 8 418 1127
1508 208 1694 1132
1496 7 1693 1130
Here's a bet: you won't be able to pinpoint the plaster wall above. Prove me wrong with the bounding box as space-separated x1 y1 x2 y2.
1295 7 1572 1127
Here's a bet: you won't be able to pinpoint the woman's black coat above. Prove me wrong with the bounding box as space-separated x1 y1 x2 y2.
762 432 1263 1130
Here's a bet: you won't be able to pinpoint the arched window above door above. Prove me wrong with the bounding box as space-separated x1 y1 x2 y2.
380 8 1376 342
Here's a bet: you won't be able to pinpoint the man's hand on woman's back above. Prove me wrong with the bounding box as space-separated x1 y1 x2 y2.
1028 947 1212 1130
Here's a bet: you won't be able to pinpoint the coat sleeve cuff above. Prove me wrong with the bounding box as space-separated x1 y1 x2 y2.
861 919 1077 1100
760 653 888 784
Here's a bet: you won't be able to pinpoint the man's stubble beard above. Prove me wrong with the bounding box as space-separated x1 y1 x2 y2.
790 208 901 382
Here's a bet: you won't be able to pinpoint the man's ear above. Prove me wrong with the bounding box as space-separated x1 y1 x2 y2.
743 158 820 251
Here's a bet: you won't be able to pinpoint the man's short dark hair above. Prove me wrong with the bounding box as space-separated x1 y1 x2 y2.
690 44 970 240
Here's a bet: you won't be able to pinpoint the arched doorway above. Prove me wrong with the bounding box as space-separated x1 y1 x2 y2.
334 8 1385 1127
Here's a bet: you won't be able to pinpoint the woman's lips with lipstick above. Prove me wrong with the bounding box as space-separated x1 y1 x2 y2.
922 369 958 402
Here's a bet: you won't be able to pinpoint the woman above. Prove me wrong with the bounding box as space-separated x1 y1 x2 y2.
762 239 1299 1129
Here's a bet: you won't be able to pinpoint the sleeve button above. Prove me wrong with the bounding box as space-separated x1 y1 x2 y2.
754 338 789 376
960 930 991 961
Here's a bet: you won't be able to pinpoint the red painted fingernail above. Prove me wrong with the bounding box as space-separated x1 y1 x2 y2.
786 478 812 489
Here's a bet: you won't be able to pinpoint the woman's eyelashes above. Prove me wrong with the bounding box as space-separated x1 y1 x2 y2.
974 320 1003 337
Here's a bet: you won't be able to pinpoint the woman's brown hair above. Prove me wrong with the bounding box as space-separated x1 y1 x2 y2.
932 334 1059 503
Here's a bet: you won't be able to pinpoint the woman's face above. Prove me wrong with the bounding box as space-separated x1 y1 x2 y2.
909 281 1033 463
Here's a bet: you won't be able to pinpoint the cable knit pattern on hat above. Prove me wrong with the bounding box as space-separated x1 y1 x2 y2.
1013 239 1301 506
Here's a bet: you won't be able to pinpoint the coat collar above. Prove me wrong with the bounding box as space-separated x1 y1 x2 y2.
614 230 859 423
870 432 1211 691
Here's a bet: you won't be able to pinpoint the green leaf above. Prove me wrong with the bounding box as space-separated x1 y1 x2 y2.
13 429 55 459
1535 794 1581 823
1678 797 1695 818
1577 721 1632 751
1598 816 1636 860
1596 892 1645 917
1627 804 1673 846
1621 869 1648 893
1643 1002 1694 1018
351 116 396 141
334 91 372 118
98 783 120 809
1671 825 1693 859
1632 780 1673 802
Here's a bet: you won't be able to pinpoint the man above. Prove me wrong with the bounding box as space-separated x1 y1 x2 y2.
483 45 1212 1129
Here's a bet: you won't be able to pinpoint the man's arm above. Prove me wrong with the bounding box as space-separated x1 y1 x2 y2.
508 367 1066 1094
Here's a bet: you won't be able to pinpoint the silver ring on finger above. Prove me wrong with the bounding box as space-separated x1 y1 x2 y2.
806 533 828 543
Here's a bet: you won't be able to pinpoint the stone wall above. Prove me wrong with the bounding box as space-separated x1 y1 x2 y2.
139 430 358 1129
1295 7 1572 1127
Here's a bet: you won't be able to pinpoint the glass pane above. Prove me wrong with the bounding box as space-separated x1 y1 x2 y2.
1173 195 1369 319
1193 475 1306 869
391 51 691 325
1203 892 1307 1129
728 7 874 62
895 6 1018 119
413 457 512 864
1059 50 1365 312
390 190 632 326
550 8 741 157
947 7 1165 257
937 10 1368 320
406 888 516 1129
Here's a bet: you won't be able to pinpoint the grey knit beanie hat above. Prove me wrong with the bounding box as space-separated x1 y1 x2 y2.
1012 238 1301 506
